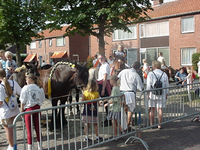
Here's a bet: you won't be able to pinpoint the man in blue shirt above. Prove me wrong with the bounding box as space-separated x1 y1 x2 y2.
174 67 187 85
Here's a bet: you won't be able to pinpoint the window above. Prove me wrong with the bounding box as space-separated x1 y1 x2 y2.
181 17 194 33
56 37 65 46
140 21 169 38
49 39 52 47
29 41 36 49
39 41 42 48
72 54 79 61
181 48 195 65
113 25 137 40
140 47 169 66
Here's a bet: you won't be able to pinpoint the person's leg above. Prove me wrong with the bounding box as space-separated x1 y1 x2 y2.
149 107 155 126
94 123 98 136
24 113 32 145
84 123 90 136
33 112 42 142
157 108 162 128
112 119 118 137
4 126 14 147
127 111 132 127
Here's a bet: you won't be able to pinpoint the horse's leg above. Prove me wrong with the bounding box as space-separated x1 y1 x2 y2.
75 88 80 114
58 97 67 127
68 93 73 116
50 100 58 131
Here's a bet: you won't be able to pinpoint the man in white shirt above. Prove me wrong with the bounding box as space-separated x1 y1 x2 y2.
97 53 111 126
118 61 143 128
146 60 169 129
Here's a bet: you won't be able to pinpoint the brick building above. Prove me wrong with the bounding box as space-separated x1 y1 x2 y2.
26 26 89 65
27 0 200 69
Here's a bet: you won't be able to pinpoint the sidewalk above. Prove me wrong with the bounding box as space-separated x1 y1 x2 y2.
87 114 200 150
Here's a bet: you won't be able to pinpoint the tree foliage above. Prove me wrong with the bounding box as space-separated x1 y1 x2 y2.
44 0 153 54
192 52 200 71
0 0 48 66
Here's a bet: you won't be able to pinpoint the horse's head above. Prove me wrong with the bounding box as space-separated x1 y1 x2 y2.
75 62 89 89
24 61 40 77
113 56 125 75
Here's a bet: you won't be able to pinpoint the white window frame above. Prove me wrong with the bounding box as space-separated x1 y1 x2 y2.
72 54 79 61
56 37 65 47
181 47 196 66
39 41 42 48
113 25 137 41
29 41 36 49
181 16 194 33
49 39 52 47
140 20 169 38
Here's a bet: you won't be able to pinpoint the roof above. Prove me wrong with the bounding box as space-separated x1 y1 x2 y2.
50 51 68 59
148 0 200 19
23 54 37 62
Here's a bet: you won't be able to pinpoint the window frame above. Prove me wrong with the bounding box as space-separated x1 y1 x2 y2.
181 47 196 66
56 36 65 47
29 41 36 49
113 25 137 41
39 41 42 48
49 39 52 47
140 20 169 38
181 16 194 34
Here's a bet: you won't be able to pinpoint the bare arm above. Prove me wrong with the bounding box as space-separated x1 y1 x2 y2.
101 73 108 96
21 103 25 112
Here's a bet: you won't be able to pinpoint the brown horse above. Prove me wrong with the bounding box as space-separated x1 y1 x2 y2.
110 55 127 76
23 61 89 130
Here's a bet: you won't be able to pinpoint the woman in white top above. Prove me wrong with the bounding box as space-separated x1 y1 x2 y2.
197 57 200 82
0 68 21 150
142 59 150 84
20 73 45 150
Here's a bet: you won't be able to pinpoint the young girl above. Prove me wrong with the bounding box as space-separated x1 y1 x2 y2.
19 73 45 150
5 51 17 78
142 59 150 85
82 79 102 141
0 50 7 70
104 75 123 140
0 68 21 150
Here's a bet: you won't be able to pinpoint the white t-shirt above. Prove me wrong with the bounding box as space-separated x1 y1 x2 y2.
107 59 114 65
157 56 166 69
197 61 200 74
20 84 45 109
97 62 110 81
118 68 143 92
146 69 169 100
0 80 21 119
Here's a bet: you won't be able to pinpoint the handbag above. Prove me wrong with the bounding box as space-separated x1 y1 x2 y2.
1 81 18 111
143 72 147 79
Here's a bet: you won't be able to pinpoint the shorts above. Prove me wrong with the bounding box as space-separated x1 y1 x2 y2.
1 116 16 127
148 99 166 108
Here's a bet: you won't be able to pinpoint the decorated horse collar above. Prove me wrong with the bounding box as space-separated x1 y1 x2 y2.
49 61 76 79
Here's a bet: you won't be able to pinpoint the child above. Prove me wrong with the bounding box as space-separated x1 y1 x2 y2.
0 68 21 150
82 79 102 141
104 75 123 140
5 51 17 78
186 69 193 89
0 50 6 70
19 73 45 150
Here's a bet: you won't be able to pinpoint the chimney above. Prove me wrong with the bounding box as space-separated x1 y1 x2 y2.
152 0 163 6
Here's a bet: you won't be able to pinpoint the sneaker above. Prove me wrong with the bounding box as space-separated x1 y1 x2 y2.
84 136 91 141
96 136 103 141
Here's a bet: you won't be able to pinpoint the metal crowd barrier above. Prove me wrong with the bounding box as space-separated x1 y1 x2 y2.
9 82 200 150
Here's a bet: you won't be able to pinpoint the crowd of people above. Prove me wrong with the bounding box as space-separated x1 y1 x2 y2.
0 46 200 149
0 50 45 150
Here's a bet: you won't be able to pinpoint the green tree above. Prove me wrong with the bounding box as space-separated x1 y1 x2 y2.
44 0 152 54
0 0 48 66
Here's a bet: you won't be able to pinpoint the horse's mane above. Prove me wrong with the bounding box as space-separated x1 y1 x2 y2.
114 55 125 62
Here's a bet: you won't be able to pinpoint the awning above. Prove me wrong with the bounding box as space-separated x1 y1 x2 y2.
50 51 68 59
23 54 37 62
